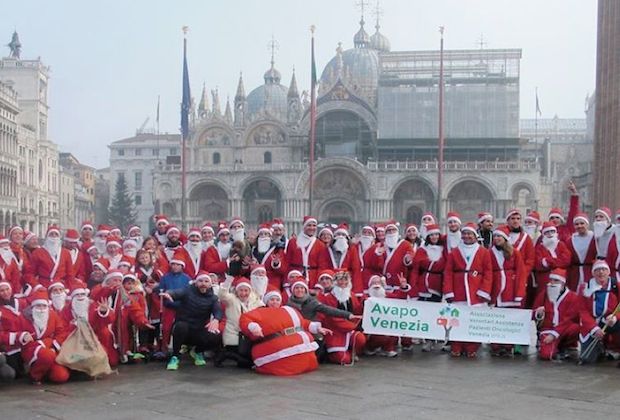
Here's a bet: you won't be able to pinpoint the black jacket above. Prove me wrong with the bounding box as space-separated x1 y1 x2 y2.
169 285 223 328
286 294 352 322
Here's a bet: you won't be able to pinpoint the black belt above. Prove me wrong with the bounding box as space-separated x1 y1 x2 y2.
290 264 318 270
423 269 442 275
577 263 593 267
260 326 303 342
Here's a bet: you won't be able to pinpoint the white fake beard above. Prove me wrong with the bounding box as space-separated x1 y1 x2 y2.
94 237 107 255
211 284 220 296
296 232 312 249
250 275 268 298
385 233 399 249
71 297 90 319
332 285 352 304
202 239 214 251
542 235 559 251
257 237 271 254
333 237 349 253
0 248 14 265
32 308 49 333
43 238 61 258
523 225 537 238
419 225 428 240
368 285 386 299
593 221 609 239
232 228 245 242
217 242 232 260
359 236 374 252
546 284 562 302
186 242 202 259
124 248 137 258
50 293 67 311
425 244 443 262
131 236 144 249
447 230 461 249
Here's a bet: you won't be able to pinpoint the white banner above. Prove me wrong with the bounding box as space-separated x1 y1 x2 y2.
362 297 532 345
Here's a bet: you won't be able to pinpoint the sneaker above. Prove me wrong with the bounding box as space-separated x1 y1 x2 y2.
166 356 180 371
384 350 398 358
421 341 434 352
179 345 188 354
441 343 452 352
513 344 523 355
606 350 620 360
152 351 167 361
120 354 129 364
132 352 146 361
401 345 414 352
364 348 379 356
190 349 207 366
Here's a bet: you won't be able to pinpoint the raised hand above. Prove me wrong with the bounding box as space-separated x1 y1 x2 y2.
397 272 408 288
97 297 110 313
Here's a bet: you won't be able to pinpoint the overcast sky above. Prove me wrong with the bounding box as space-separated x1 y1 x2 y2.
1 0 597 169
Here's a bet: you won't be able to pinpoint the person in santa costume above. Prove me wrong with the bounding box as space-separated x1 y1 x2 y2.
319 271 366 364
477 212 494 249
546 180 580 244
0 280 28 376
364 273 415 357
532 268 581 361
173 228 205 279
444 212 462 251
118 273 154 362
366 220 414 291
252 223 288 290
79 221 95 250
326 224 363 297
204 222 233 281
126 225 143 249
524 211 541 242
285 216 330 289
141 236 170 275
8 225 29 276
93 224 111 255
63 229 87 285
98 234 124 271
135 249 165 359
505 208 535 281
411 223 446 304
487 225 527 356
249 264 270 300
355 225 379 294
316 269 336 299
240 287 331 375
566 213 597 292
577 260 620 362
47 282 68 313
374 223 386 244
590 207 617 265
271 218 288 249
0 235 24 296
16 290 70 384
152 214 170 246
532 222 571 305
122 238 138 259
24 226 76 291
443 222 493 358
200 223 215 251
404 224 421 250
162 225 183 262
60 286 117 367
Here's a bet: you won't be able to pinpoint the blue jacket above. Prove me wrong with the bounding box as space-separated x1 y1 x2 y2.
157 271 190 309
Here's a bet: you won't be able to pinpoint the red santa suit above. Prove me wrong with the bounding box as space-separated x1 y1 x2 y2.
533 241 571 297
489 247 526 307
204 244 231 281
286 234 330 289
253 245 288 290
566 231 596 291
0 295 28 358
0 255 23 297
25 247 75 290
239 306 322 376
176 244 205 279
410 243 446 301
320 289 365 364
326 244 363 297
367 240 414 290
578 277 620 353
550 195 579 244
66 247 87 284
357 241 380 295
443 242 493 354
9 242 29 275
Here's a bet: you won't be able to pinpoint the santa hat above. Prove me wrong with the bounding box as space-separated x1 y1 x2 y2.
548 208 564 222
446 212 461 225
46 225 60 236
541 221 557 234
96 224 111 236
166 225 181 237
374 223 386 233
28 290 49 307
525 211 541 224
290 276 309 291
250 264 266 276
187 228 201 240
47 281 66 292
64 229 80 243
318 269 335 281
461 222 478 235
86 244 98 254
8 225 23 238
93 258 110 273
169 251 186 267
24 231 36 243
70 286 89 298
262 286 282 305
424 224 441 238
154 214 170 226
593 259 610 272
492 225 511 241
118 255 135 268
201 223 215 234
216 221 230 236
233 277 252 291
421 212 435 223
595 207 612 223
122 239 137 249
127 225 141 236
122 273 137 283
104 269 123 284
0 280 11 290
505 208 521 221
271 218 285 229
109 227 122 236
334 223 350 237
106 235 122 248
361 225 376 237
549 268 567 283
229 217 244 229
287 270 303 280
368 274 387 288
385 220 399 231
573 213 590 225
318 225 333 238
0 235 8 245
257 223 273 235
405 224 418 234
303 216 318 228
195 270 211 282
80 221 94 232
477 212 493 224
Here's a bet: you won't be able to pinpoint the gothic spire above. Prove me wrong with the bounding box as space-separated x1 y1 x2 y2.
288 68 299 98
224 96 233 124
235 72 246 100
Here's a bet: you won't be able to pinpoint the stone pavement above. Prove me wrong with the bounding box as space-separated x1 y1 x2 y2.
1 349 619 420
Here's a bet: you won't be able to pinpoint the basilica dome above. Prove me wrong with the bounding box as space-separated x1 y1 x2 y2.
246 62 288 122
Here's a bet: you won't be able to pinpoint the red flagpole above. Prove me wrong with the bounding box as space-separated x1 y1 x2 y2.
437 26 445 219
309 25 317 215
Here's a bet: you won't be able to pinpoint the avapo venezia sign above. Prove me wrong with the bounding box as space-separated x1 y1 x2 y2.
362 297 532 345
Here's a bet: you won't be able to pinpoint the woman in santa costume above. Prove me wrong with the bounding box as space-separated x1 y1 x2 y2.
355 225 379 294
285 216 330 289
532 268 581 360
251 223 288 290
531 222 571 305
488 225 527 356
0 280 28 376
204 222 233 281
410 224 445 303
0 235 24 296
566 213 597 291
443 222 493 358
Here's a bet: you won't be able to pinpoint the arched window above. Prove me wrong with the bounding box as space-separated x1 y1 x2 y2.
263 151 272 164
213 152 221 165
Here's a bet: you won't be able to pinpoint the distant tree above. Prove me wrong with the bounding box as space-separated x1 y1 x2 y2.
108 174 136 232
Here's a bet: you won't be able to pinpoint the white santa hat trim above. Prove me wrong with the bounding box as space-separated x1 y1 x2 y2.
385 222 399 231
70 288 89 298
230 219 245 228
291 280 308 291
258 226 273 235
447 215 462 224
166 227 180 236
361 225 376 236
461 225 478 235
287 270 303 279
262 290 282 304
542 225 557 234
31 299 49 307
123 239 138 248
425 227 440 237
93 261 108 273
593 260 610 272
0 237 9 245
118 260 133 267
106 240 122 248
187 231 201 240
235 281 252 291
368 275 387 288
573 215 589 225
201 225 215 233
170 259 186 267
46 227 60 236
0 281 12 290
548 212 564 221
123 274 138 282
477 213 493 224
47 282 66 291
195 273 211 282
81 223 94 231
595 209 612 222
271 221 284 228
334 227 349 236
251 266 266 275
492 229 510 241
549 273 566 283
303 217 318 228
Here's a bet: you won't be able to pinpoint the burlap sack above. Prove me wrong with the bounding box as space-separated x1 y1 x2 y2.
56 318 112 377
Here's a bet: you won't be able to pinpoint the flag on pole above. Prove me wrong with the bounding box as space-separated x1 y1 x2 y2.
181 33 191 140
308 25 317 213
535 88 542 116
156 95 160 126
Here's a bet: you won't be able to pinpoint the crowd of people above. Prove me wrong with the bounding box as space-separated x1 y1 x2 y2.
1 181 620 383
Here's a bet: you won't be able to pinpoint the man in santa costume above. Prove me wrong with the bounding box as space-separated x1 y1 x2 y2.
547 180 580 244
99 234 124 271
93 224 111 255
152 214 170 246
63 229 86 285
444 212 462 251
533 268 581 360
577 260 620 362
174 228 205 279
126 225 143 249
8 225 28 276
271 218 288 249
122 238 138 259
443 222 493 358
79 221 95 250
162 225 183 262
229 217 253 271
200 223 215 250
48 282 68 313
16 290 70 384
505 208 535 280
366 220 414 291
0 235 23 295
566 213 597 291
316 269 336 298
320 271 366 364
326 224 363 297
532 222 571 305
204 222 232 281
252 223 288 290
418 212 435 240
0 280 28 376
477 212 494 248
249 264 269 299
286 216 330 289
524 211 541 242
24 226 75 290
591 207 616 260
